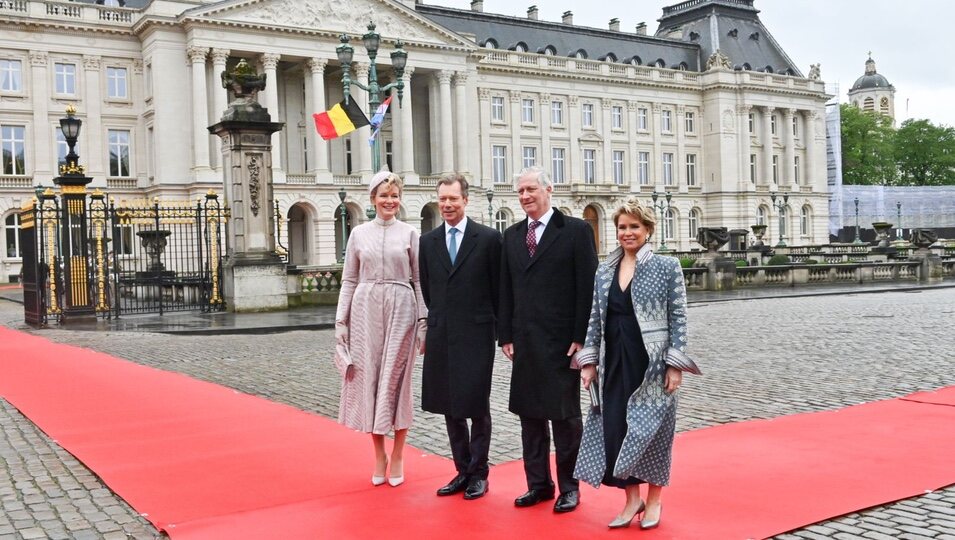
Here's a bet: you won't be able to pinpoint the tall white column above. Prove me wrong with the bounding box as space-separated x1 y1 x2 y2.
397 67 415 176
210 49 230 123
478 88 492 185
738 105 752 190
352 63 372 174
651 102 663 187
453 72 469 175
804 110 817 189
307 58 330 178
568 96 582 182
783 108 796 188
601 98 612 184
82 55 104 178
260 53 282 172
187 47 211 171
627 101 639 191
437 70 454 174
509 90 521 177
29 51 52 181
676 105 686 188
539 92 551 178
762 106 775 187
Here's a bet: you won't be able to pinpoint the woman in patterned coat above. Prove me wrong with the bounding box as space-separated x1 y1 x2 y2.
334 171 427 488
573 199 700 529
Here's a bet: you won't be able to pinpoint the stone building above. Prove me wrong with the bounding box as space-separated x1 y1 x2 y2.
0 0 829 282
847 54 896 124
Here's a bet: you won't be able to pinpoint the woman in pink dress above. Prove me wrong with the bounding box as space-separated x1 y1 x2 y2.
335 171 427 487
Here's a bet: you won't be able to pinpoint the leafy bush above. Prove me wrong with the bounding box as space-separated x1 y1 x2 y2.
735 259 748 267
803 259 819 265
767 254 791 266
679 257 695 268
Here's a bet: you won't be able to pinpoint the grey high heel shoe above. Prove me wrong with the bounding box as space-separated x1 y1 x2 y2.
608 500 645 529
639 504 663 530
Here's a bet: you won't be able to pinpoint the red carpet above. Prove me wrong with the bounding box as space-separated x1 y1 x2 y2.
1 326 954 539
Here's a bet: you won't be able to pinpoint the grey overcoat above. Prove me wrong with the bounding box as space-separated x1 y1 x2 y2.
572 244 698 487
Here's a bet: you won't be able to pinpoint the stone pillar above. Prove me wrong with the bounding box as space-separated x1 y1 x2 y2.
568 95 582 182
82 55 104 178
397 67 416 176
676 105 686 188
804 110 817 189
738 105 752 190
478 88 492 184
782 108 796 187
352 63 372 175
29 51 52 181
307 58 330 181
437 70 454 173
627 101 639 190
762 106 775 186
210 49 230 122
209 65 287 311
651 102 663 187
260 53 283 174
601 98 613 183
539 92 551 177
188 47 211 172
453 72 469 175
509 90 521 176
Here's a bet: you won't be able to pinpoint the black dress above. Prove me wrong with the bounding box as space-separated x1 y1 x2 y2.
601 264 650 488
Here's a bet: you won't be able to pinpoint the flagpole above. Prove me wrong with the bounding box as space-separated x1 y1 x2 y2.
336 22 408 174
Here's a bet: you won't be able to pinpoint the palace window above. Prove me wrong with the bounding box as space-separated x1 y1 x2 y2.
772 155 779 184
0 59 22 92
491 96 505 122
800 206 811 236
54 62 76 95
582 103 594 128
685 154 697 186
491 145 507 183
612 150 625 184
771 113 777 135
551 147 566 183
521 98 535 124
522 146 537 169
638 108 648 130
662 152 674 185
108 129 131 177
638 152 650 185
662 110 672 132
107 67 128 99
494 209 510 235
583 149 596 183
5 213 22 258
551 101 563 126
685 111 695 133
794 156 800 184
792 115 798 137
756 206 766 226
611 106 623 129
748 112 755 133
750 154 757 184
1 125 26 175
688 208 701 240
664 208 676 240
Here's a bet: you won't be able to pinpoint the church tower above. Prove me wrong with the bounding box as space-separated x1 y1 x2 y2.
848 54 896 124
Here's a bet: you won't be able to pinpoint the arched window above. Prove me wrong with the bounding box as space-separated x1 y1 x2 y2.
677 62 688 71
880 97 890 115
863 97 875 111
494 208 512 235
572 49 588 59
664 208 677 240
742 63 752 71
688 208 701 239
601 53 617 63
511 42 528 53
800 205 811 236
4 213 22 258
483 39 498 49
653 58 666 68
756 206 767 226
779 206 789 238
763 66 774 73
420 203 439 233
584 205 601 251
627 56 642 66
287 204 311 266
541 45 556 56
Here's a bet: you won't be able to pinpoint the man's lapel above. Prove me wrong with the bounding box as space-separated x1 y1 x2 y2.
527 208 564 269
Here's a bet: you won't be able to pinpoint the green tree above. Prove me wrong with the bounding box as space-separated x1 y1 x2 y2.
840 104 896 185
894 119 955 186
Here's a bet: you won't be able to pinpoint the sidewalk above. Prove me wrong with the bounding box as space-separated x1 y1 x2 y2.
2 280 953 335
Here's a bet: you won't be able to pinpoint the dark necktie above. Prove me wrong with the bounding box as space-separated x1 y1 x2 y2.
526 220 541 257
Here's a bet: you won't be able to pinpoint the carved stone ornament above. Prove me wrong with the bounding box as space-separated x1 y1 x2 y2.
705 49 732 71
696 226 730 253
247 153 262 217
909 228 938 249
808 63 821 81
220 59 270 122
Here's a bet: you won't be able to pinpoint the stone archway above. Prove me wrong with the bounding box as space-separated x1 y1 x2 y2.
583 204 601 252
287 203 311 266
420 203 439 233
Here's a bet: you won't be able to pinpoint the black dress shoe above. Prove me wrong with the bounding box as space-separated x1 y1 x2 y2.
553 490 580 513
436 474 469 496
514 489 555 507
463 478 488 500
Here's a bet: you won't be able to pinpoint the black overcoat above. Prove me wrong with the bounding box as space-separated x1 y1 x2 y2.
499 208 598 420
419 220 502 419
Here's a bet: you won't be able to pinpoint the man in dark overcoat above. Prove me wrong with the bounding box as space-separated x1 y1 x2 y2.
419 173 502 500
499 166 598 513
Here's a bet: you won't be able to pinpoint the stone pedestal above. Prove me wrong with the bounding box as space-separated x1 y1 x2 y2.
910 249 943 282
694 227 736 291
224 260 289 311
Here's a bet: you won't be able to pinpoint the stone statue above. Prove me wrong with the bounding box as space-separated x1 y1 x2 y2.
808 63 821 81
696 227 730 253
705 49 732 71
909 228 938 249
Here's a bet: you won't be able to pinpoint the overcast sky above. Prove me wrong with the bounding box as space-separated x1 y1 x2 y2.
425 0 955 127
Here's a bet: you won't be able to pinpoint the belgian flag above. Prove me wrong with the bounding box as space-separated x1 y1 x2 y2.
313 99 370 140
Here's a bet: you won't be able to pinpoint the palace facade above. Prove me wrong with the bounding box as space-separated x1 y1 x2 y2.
0 0 830 281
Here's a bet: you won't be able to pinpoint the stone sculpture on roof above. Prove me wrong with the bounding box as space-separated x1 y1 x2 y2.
808 63 821 81
705 49 732 71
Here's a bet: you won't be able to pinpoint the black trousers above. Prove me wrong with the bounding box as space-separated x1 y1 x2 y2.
519 415 583 495
446 414 492 480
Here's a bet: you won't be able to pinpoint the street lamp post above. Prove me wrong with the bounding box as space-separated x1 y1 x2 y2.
486 188 494 228
852 197 863 245
896 201 902 239
337 187 347 263
336 22 408 174
650 191 673 252
770 191 790 247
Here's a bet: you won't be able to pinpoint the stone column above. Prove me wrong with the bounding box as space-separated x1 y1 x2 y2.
568 95 582 182
676 105 686 188
210 49 230 122
260 53 283 173
804 110 817 189
437 70 454 173
29 51 52 181
453 72 469 175
627 101 639 191
782 108 796 187
509 90 521 176
652 102 663 187
81 55 104 178
762 106 775 186
352 63 372 174
738 105 752 190
601 98 613 183
187 47 211 171
397 67 416 177
307 58 330 180
539 92 551 177
478 88 492 184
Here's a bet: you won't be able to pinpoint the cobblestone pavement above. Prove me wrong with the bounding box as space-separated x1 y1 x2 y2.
2 289 954 539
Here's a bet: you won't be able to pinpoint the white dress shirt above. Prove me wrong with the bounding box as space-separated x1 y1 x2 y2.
527 207 554 244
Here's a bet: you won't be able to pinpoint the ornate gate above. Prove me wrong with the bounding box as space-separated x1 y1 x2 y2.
20 189 229 326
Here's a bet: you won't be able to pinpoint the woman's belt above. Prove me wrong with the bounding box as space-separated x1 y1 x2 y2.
358 279 413 289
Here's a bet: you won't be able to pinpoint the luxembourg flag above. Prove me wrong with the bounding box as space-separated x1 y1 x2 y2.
368 95 393 145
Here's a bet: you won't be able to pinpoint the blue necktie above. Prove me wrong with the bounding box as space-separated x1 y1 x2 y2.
448 227 459 264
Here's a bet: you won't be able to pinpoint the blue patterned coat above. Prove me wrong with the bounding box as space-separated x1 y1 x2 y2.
572 244 697 487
